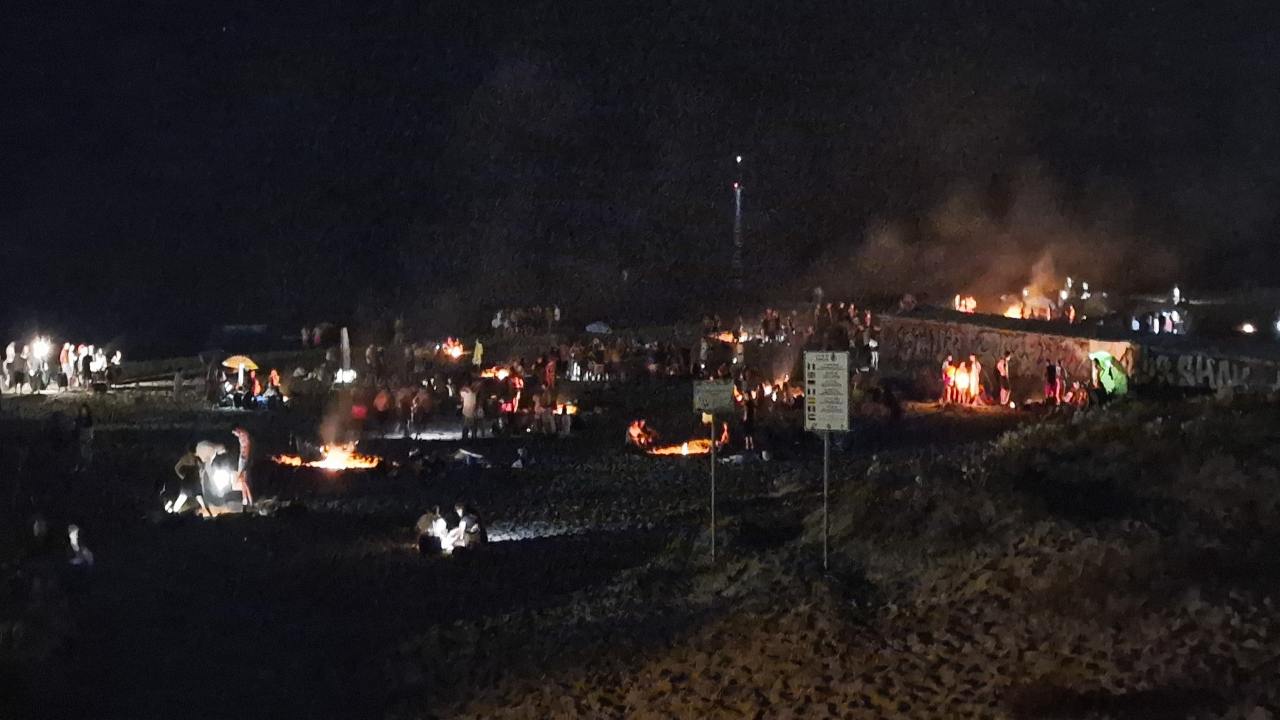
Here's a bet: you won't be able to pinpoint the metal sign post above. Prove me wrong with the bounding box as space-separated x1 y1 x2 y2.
710 413 716 562
693 381 734 563
804 352 850 572
822 430 831 568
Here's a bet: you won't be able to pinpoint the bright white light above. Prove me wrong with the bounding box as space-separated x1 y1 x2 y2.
210 468 233 496
1058 290 1069 302
1240 322 1257 335
335 368 358 384
31 337 51 360
735 155 742 164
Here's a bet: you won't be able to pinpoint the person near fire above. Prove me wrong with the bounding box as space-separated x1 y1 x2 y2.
1055 359 1068 403
231 426 255 507
940 355 956 404
459 382 481 439
966 354 982 405
996 352 1012 406
1044 360 1059 404
741 390 757 451
627 419 659 449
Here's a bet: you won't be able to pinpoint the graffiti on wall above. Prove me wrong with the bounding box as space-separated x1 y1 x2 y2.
881 314 1280 393
1133 347 1280 390
879 315 1138 397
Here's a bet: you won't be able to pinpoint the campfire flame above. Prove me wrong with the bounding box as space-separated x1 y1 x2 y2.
1003 304 1024 319
709 331 737 343
442 338 465 360
479 366 511 380
273 444 382 470
953 295 978 313
648 439 713 456
554 402 579 415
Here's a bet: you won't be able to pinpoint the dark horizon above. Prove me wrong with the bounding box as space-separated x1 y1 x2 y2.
6 2 1280 356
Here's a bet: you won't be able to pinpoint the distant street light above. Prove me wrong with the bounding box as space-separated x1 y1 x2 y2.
732 154 743 292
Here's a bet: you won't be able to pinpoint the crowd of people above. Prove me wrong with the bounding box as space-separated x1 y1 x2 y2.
490 306 561 336
206 364 285 410
2 340 121 394
936 350 1121 408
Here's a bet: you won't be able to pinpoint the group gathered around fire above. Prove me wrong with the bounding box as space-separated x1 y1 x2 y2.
938 351 1122 407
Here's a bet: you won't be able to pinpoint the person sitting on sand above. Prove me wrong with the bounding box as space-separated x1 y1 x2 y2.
627 419 659 449
415 506 449 556
448 502 487 550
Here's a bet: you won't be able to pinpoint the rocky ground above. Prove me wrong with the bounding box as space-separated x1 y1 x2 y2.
5 385 1278 718
390 396 1280 720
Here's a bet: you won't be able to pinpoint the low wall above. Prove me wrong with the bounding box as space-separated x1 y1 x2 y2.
879 314 1130 400
880 312 1280 398
1132 345 1280 391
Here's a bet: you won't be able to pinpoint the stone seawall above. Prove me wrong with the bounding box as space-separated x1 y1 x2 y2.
879 314 1131 401
881 313 1280 398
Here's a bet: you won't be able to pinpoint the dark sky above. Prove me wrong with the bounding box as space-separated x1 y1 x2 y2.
5 2 1280 354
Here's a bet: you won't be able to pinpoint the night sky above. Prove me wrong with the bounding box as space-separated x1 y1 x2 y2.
6 2 1280 355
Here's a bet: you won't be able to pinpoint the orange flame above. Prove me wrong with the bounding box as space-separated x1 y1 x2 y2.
648 439 713 456
479 366 511 380
953 295 978 313
273 444 381 470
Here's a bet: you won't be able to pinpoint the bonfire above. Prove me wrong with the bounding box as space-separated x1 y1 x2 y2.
273 444 382 470
441 338 465 360
479 366 511 380
647 439 713 456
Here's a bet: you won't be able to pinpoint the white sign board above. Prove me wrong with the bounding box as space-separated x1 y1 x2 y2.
804 351 849 432
693 380 736 414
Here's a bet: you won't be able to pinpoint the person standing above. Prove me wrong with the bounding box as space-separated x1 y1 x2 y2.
940 355 955 404
79 347 93 389
1044 360 1058 404
59 343 73 390
966 354 982 404
741 390 758 451
459 383 479 439
231 426 255 506
170 444 212 516
996 352 1012 406
15 345 30 394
